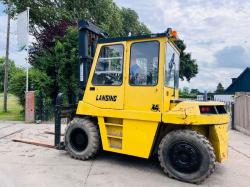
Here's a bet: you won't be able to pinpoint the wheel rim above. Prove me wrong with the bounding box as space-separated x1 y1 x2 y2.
69 128 88 152
168 141 202 173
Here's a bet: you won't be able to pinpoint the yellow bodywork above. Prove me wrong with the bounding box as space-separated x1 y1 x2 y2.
76 35 229 162
163 101 229 125
209 124 228 162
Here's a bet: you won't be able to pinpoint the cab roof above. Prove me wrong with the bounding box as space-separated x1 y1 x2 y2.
97 32 168 44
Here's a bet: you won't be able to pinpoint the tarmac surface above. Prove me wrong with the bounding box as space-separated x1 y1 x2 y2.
0 121 250 187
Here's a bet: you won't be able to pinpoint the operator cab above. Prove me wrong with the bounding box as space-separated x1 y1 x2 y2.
82 30 180 113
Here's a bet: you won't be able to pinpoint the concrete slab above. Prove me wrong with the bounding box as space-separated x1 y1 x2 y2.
0 122 250 187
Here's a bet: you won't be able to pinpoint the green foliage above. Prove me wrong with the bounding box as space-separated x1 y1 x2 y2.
179 86 190 98
120 8 150 36
1 0 152 105
0 93 23 121
32 27 78 104
179 87 199 98
0 57 19 92
54 27 79 103
174 40 198 81
2 0 198 82
1 0 150 38
1 0 199 114
215 82 224 93
9 68 51 107
190 89 200 95
35 90 53 121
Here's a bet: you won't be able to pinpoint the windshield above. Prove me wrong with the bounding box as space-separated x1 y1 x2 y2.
165 42 180 88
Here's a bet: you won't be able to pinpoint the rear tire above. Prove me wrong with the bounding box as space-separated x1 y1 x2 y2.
158 129 215 184
64 117 100 160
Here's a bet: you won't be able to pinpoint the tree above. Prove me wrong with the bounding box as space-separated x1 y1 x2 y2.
1 0 149 38
2 0 198 82
179 87 199 98
174 40 198 81
215 83 224 93
190 89 200 95
9 68 51 107
30 20 74 67
0 57 18 92
182 87 190 94
31 27 78 104
179 86 190 98
2 0 199 109
120 8 150 36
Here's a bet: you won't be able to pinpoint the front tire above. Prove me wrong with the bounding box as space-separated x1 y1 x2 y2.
64 118 100 160
158 129 215 184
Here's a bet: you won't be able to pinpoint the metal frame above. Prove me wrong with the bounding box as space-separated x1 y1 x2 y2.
78 20 107 91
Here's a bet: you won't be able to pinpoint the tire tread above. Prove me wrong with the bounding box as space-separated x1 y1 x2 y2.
158 129 215 184
65 117 100 160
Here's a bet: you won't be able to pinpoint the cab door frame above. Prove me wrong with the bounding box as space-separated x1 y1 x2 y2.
124 38 165 113
83 41 127 110
163 40 181 112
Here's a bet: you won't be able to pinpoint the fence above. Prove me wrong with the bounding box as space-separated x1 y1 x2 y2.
196 96 234 114
35 92 54 122
213 99 233 114
233 92 250 135
194 94 234 129
35 92 76 122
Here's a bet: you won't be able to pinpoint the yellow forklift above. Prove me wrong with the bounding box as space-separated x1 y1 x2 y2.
54 20 229 184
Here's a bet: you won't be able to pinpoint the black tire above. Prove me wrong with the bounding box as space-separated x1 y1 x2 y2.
64 117 100 160
158 129 215 184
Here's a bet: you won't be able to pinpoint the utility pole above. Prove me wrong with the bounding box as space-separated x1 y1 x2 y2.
3 2 11 112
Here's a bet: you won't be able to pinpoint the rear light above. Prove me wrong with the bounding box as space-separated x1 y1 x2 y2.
199 105 227 114
200 106 211 113
199 106 217 114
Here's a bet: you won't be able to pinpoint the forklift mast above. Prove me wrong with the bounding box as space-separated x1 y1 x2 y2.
78 20 107 95
54 21 107 148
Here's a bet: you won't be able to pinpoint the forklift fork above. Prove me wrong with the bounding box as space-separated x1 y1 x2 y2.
54 93 64 149
54 93 77 150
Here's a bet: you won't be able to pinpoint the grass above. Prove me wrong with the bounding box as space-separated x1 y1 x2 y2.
0 93 24 121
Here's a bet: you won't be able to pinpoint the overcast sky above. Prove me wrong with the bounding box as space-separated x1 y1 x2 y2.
1 1 250 91
0 3 27 69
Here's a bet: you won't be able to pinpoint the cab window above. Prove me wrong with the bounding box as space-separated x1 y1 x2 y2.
92 44 124 85
129 41 159 86
165 42 180 88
